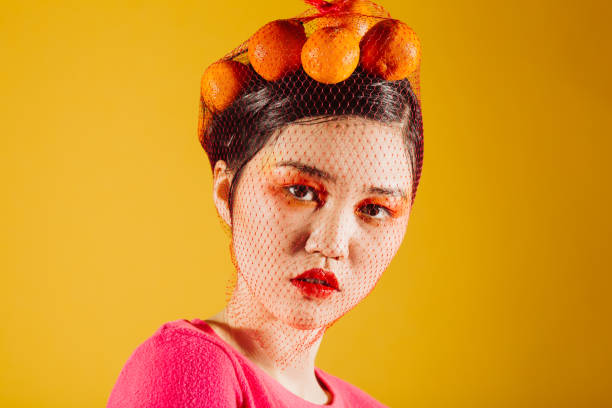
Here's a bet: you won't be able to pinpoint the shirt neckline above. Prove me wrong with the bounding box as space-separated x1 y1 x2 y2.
185 318 338 407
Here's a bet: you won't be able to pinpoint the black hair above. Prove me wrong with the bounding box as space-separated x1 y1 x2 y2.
201 64 423 220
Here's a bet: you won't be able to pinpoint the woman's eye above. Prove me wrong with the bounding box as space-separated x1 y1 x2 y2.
359 203 391 220
286 185 318 201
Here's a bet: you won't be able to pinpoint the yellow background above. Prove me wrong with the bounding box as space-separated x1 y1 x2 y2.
2 0 611 406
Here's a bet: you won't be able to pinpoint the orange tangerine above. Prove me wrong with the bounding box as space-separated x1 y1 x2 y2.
248 19 306 81
315 0 391 39
201 60 252 113
360 19 421 81
301 26 360 84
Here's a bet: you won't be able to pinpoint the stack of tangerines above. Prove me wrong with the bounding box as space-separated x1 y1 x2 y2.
199 0 421 137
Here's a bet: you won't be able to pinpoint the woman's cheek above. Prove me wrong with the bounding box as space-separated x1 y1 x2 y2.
375 225 406 266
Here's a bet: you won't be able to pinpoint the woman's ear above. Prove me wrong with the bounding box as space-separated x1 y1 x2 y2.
212 160 233 228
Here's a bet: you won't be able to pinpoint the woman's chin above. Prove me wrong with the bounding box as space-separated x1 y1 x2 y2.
274 303 340 330
286 315 323 330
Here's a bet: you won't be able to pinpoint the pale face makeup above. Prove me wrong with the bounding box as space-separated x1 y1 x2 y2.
228 115 413 331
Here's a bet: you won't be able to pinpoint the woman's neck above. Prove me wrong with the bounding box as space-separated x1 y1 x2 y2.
205 277 331 403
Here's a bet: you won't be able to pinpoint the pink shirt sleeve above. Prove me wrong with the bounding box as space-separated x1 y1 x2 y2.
107 323 243 408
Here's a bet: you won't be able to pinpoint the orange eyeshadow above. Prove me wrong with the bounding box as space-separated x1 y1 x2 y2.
269 168 324 191
266 168 326 207
361 196 410 218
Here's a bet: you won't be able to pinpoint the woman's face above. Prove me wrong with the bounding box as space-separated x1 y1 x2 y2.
229 116 413 330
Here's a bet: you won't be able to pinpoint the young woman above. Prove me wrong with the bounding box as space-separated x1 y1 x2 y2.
108 2 423 407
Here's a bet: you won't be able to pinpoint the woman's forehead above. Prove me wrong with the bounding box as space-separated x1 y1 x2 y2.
270 117 406 160
257 117 412 188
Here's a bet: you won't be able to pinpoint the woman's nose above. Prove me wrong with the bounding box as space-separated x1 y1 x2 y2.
304 203 357 261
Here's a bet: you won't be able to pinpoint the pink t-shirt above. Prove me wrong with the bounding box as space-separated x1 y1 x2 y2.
107 318 388 407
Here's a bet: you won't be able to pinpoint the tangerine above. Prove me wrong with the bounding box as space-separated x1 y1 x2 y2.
301 26 360 84
201 60 252 113
360 19 421 81
315 0 391 39
248 19 306 81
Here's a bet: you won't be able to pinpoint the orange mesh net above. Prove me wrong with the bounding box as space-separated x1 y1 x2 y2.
198 0 423 369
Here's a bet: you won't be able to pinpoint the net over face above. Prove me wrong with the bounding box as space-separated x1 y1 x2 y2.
230 115 412 326
199 0 423 369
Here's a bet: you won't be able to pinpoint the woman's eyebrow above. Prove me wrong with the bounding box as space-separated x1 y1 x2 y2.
367 186 408 199
276 160 408 199
276 160 336 182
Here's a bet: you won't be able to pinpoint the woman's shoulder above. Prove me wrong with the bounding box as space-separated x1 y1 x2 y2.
129 318 243 376
107 318 244 408
150 318 235 352
315 367 389 408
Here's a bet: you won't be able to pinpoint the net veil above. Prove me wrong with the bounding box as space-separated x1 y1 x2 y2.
197 0 423 369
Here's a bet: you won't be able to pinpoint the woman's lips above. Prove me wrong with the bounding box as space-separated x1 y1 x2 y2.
290 268 340 299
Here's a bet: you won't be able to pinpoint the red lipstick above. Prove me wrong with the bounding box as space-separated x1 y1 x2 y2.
291 268 339 299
